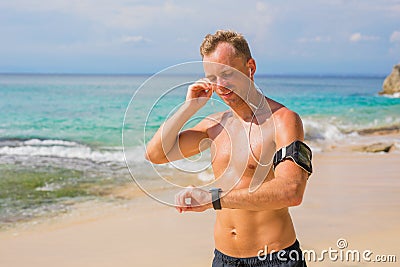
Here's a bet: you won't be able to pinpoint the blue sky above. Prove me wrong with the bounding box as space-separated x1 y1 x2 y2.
1 0 399 75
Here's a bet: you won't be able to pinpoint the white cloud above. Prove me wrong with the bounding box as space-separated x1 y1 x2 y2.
297 36 332 43
390 31 400 43
56 35 151 53
1 0 399 73
350 33 362 42
104 2 194 30
349 32 380 42
0 0 194 31
120 35 151 44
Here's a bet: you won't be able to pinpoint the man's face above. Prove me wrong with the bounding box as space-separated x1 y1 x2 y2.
202 43 252 107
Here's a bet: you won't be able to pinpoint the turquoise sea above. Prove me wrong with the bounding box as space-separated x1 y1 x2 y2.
1 73 399 228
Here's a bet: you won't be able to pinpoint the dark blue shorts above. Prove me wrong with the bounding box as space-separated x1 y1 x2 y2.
212 240 307 267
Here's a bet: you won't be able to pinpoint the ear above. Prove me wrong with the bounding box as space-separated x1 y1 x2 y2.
246 58 256 80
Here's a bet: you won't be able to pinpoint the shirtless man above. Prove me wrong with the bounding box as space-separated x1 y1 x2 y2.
145 30 311 267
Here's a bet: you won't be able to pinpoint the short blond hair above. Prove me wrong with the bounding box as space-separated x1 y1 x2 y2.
200 30 252 61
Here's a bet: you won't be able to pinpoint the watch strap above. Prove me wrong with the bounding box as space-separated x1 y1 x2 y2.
209 188 222 210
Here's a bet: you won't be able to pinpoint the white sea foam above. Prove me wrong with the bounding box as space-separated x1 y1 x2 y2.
303 119 347 141
0 139 125 163
24 139 78 147
381 92 400 98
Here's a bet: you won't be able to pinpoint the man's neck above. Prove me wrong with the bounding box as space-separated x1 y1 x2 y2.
230 86 268 123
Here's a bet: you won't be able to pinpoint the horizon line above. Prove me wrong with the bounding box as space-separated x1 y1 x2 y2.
0 72 387 78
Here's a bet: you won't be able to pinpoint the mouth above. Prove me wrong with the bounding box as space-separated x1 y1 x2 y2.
218 90 234 98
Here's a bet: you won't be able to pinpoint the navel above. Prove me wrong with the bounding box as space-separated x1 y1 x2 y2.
230 228 237 237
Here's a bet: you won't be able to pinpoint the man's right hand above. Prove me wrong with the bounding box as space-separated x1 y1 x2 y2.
145 79 213 164
186 78 213 108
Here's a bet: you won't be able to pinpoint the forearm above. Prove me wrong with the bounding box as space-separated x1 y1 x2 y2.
145 102 198 162
220 176 305 211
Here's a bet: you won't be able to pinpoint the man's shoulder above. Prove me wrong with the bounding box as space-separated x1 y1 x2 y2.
268 100 303 134
273 106 301 125
268 100 304 146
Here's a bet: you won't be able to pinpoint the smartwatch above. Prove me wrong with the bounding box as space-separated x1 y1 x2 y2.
209 188 222 210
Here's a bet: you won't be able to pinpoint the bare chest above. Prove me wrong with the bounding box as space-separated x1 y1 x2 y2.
208 118 275 187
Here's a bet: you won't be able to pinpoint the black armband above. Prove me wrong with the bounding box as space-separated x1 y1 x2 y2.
273 140 313 175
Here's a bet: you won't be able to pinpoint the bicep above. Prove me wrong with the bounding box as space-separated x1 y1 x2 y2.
164 129 210 162
162 113 223 163
274 111 309 181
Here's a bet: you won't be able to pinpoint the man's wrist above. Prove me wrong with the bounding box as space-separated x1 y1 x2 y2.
185 94 210 109
181 100 202 114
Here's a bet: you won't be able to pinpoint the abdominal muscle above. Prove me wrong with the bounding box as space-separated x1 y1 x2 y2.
214 207 297 257
212 165 297 258
210 156 297 257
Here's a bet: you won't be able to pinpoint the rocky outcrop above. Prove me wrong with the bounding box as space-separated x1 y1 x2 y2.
379 64 400 95
357 125 400 135
352 143 395 153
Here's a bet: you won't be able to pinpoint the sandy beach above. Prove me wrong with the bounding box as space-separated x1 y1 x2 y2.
0 149 399 267
2 1 400 266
